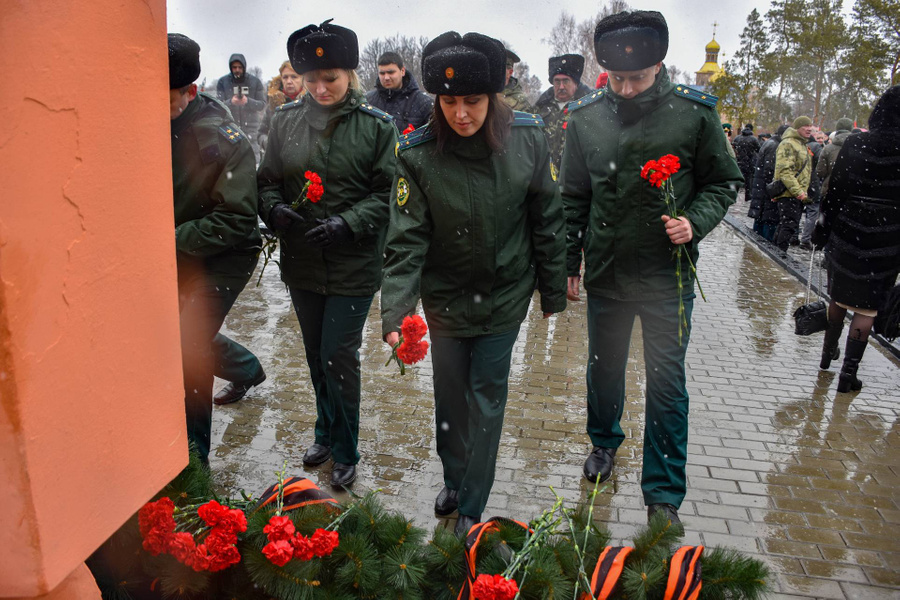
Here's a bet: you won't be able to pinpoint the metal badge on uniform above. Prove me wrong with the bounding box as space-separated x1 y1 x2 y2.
218 124 243 144
396 177 410 207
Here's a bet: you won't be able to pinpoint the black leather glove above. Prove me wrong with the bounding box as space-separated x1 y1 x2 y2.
269 204 304 234
811 213 830 250
305 216 353 248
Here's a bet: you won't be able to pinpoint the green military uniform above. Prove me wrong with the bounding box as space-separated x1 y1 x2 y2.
561 67 742 508
258 88 397 466
534 82 594 172
772 126 813 250
502 77 534 113
382 113 567 517
172 92 263 462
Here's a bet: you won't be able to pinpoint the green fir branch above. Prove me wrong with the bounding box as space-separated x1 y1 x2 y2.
699 547 770 600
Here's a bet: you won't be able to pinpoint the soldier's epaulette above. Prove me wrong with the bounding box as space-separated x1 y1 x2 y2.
673 85 718 108
275 99 303 112
218 123 244 144
358 102 394 122
398 126 435 151
512 111 544 127
565 90 605 114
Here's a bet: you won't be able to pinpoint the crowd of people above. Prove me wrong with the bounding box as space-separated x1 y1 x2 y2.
167 8 899 538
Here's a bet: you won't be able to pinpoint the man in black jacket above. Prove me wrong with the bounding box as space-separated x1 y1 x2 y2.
365 52 433 133
216 53 266 161
748 124 789 241
732 123 761 196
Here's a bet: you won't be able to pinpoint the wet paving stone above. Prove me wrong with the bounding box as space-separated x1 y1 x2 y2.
211 209 900 599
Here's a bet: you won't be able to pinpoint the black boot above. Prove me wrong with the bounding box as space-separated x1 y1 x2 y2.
820 321 843 369
837 338 867 393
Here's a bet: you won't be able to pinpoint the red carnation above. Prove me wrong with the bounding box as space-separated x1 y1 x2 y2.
311 528 339 557
307 182 324 203
167 531 196 562
402 124 415 134
290 534 316 561
198 499 228 527
263 515 296 543
640 155 680 188
263 539 295 566
208 544 241 572
138 497 175 538
187 544 211 572
397 339 429 365
400 315 428 343
473 573 519 600
217 508 247 535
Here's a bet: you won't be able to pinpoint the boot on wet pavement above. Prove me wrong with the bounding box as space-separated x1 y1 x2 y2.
331 462 357 487
434 486 459 516
583 447 616 483
647 503 683 530
303 443 332 466
454 513 480 537
837 338 867 393
820 321 843 369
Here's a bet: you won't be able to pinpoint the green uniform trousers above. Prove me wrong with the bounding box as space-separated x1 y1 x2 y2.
289 289 373 465
180 270 254 464
213 332 262 384
431 327 520 517
586 294 694 508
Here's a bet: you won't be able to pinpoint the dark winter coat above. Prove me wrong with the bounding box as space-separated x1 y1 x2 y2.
257 89 398 295
215 54 267 146
534 83 594 171
732 128 761 179
748 134 781 223
502 77 534 113
381 115 567 338
364 72 433 132
816 86 900 310
561 67 743 301
815 129 850 196
171 93 261 289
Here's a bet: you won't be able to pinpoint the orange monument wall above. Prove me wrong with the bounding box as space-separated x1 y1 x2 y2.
0 0 186 596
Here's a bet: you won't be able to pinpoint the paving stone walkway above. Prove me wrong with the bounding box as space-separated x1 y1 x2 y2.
213 216 900 599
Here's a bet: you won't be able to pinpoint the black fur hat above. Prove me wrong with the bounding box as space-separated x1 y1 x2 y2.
421 31 506 95
288 19 359 75
548 54 585 84
168 33 201 89
593 10 668 71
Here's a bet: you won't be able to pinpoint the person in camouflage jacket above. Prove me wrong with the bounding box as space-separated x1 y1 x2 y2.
534 54 593 172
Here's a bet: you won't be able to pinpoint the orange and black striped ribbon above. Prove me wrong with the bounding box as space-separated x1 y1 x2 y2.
664 545 704 600
252 476 338 515
581 546 633 600
457 517 532 600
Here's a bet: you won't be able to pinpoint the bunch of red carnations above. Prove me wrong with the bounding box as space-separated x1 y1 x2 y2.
292 171 324 208
472 573 519 600
386 315 429 374
260 514 340 567
138 497 247 572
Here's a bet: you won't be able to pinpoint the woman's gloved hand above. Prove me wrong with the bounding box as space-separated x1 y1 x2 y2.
269 204 304 234
305 216 353 248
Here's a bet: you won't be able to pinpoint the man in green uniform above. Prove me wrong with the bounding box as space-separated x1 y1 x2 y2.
501 48 534 113
168 34 263 465
534 54 593 173
560 11 742 527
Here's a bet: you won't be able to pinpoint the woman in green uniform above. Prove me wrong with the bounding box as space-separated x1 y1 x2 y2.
258 21 397 488
381 31 567 536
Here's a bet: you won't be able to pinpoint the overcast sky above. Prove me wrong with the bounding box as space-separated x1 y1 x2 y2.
167 0 779 88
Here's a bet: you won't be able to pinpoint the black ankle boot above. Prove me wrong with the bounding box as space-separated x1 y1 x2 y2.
837 338 867 393
820 321 843 369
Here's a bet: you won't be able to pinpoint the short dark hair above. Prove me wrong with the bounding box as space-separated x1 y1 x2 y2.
378 52 404 69
431 93 512 154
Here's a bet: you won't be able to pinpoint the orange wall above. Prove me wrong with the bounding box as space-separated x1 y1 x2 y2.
0 0 187 595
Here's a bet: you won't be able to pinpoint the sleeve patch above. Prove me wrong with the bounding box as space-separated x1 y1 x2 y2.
396 177 410 206
674 85 718 108
218 124 243 144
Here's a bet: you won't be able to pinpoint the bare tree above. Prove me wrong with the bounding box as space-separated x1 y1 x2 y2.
514 62 543 104
543 1 631 88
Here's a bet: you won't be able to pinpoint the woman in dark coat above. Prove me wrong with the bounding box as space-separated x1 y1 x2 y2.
258 22 397 486
749 124 789 241
814 85 900 392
